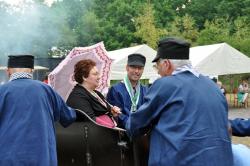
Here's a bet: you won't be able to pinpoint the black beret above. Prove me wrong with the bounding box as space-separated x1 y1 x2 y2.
8 55 34 69
152 37 190 62
127 53 146 67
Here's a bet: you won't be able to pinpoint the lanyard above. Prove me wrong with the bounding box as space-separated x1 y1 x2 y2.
123 75 140 112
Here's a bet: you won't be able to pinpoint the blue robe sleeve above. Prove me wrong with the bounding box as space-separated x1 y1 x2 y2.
50 88 76 127
126 79 174 137
107 86 128 127
232 144 250 166
107 86 123 108
230 118 250 136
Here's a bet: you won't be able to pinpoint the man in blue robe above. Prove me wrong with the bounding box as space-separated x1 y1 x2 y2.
230 118 250 136
232 144 250 166
228 122 250 166
107 53 148 166
126 37 233 166
0 55 76 166
107 53 147 128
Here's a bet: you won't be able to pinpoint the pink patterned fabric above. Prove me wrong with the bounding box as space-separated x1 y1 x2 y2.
48 42 113 101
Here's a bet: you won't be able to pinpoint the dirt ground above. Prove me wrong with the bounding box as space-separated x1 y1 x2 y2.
229 107 250 146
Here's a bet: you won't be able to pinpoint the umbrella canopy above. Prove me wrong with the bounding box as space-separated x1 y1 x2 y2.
49 42 112 101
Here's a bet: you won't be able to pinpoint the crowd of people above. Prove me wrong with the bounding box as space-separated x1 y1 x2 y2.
1 37 250 166
237 80 249 107
213 77 249 108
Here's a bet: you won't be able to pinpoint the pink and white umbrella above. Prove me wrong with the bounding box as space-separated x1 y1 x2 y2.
49 42 113 101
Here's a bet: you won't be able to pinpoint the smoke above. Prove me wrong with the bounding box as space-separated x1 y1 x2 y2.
0 0 64 65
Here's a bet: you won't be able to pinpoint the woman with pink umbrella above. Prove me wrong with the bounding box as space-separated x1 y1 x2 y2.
66 59 121 128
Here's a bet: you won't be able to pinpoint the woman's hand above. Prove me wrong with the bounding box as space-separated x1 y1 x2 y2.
111 106 121 117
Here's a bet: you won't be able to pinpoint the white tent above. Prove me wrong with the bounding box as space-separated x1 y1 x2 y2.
108 44 159 80
190 43 250 76
108 43 250 81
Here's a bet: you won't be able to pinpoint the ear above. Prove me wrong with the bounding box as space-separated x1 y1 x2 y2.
166 59 172 68
6 68 11 78
162 59 169 68
165 59 175 75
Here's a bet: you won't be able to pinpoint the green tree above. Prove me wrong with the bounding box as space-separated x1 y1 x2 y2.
216 0 250 20
134 3 166 49
51 0 88 29
198 16 250 57
197 18 230 45
90 0 142 50
233 17 250 40
151 0 176 28
181 0 220 29
229 16 250 56
75 11 101 46
48 0 89 56
166 14 199 44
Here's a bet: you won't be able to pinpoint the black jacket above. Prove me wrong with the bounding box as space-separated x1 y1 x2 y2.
67 84 111 121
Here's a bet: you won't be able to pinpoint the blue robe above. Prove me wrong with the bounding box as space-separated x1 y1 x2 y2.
0 79 76 166
126 72 233 166
107 82 147 128
232 144 250 166
230 118 250 136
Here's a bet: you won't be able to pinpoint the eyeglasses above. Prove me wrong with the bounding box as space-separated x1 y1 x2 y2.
153 64 158 70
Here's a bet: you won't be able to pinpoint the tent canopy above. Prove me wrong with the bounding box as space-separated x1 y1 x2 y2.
108 44 159 80
190 43 250 76
108 43 250 81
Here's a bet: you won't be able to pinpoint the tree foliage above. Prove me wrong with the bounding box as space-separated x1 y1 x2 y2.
134 4 166 49
0 0 249 58
197 18 231 45
166 14 199 44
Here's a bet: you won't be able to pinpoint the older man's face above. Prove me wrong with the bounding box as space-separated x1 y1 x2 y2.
155 59 172 77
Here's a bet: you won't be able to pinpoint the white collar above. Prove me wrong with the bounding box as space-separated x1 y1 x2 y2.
172 64 200 77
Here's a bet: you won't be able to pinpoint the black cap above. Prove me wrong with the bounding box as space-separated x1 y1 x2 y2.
127 53 146 67
8 55 34 69
152 37 190 62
